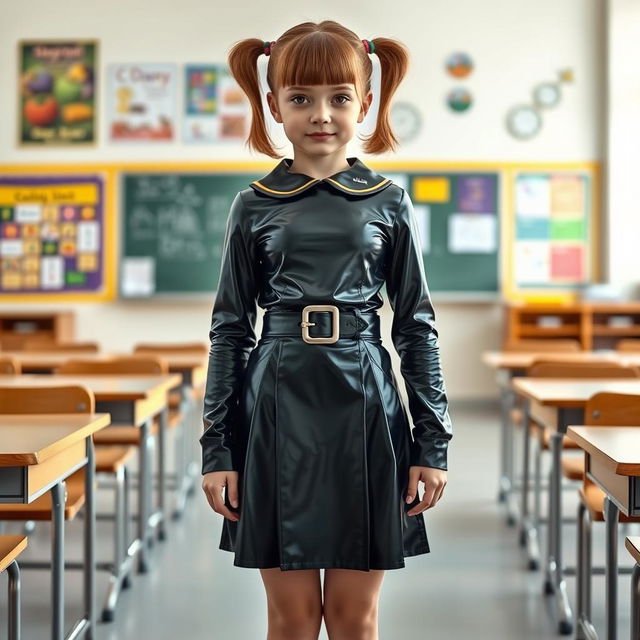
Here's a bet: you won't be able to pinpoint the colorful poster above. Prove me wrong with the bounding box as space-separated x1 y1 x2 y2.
457 176 495 213
513 172 590 287
18 40 97 146
107 63 177 141
0 176 105 294
183 64 250 143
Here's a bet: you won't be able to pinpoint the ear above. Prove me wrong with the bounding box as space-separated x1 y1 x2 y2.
266 91 282 124
357 91 374 123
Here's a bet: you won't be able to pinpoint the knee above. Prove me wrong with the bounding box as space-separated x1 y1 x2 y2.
322 600 378 639
267 600 322 639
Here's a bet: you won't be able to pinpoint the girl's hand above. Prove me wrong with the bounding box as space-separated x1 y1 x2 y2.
202 471 240 521
405 466 447 516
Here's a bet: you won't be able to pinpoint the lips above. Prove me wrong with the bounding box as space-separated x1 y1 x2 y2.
308 133 334 138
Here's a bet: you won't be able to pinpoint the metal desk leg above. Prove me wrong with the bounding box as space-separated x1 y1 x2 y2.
137 419 150 573
545 407 577 636
519 399 532 548
605 496 619 640
51 481 64 640
6 560 21 640
84 436 96 639
498 382 511 503
157 407 167 541
632 563 640 640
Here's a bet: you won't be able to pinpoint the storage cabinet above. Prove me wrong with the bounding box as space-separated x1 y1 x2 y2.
504 302 640 350
0 311 75 350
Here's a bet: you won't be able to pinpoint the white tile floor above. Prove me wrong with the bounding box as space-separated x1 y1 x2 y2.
0 400 638 639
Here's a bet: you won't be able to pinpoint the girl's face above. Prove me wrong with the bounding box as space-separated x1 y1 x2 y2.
267 84 373 160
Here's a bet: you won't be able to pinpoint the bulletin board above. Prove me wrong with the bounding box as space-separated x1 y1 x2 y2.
0 170 115 301
501 163 600 303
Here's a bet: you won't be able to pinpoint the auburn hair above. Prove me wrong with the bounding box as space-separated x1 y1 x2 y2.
227 20 410 158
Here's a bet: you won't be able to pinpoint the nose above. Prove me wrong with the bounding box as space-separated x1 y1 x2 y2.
310 101 331 124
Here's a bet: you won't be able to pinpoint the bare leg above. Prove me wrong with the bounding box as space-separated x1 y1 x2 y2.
259 568 323 640
322 569 386 640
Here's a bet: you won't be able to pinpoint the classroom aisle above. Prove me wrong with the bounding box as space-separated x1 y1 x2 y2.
0 401 636 639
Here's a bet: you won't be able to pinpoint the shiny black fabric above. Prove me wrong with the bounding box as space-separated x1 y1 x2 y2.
200 156 453 571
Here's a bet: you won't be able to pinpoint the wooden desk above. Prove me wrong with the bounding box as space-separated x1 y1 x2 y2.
0 413 110 640
567 426 640 640
625 536 640 640
0 374 181 573
481 350 635 524
511 378 640 635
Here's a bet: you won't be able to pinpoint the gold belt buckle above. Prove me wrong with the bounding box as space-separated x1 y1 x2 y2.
300 305 340 344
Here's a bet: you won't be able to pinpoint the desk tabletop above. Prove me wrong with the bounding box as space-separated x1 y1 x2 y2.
0 373 182 401
0 413 111 465
1 350 207 371
511 378 640 407
481 350 640 370
566 426 640 475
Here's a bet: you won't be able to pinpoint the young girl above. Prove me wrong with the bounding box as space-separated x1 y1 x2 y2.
201 20 453 640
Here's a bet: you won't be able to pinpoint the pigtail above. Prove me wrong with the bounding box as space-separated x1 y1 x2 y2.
228 38 282 159
361 37 410 155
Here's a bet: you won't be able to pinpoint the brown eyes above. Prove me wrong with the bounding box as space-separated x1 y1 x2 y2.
289 95 350 105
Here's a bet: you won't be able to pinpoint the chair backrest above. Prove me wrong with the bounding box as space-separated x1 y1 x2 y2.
503 339 582 353
615 339 640 352
22 340 99 353
133 342 208 355
0 385 94 414
0 356 20 375
585 392 640 426
56 355 167 375
527 360 640 379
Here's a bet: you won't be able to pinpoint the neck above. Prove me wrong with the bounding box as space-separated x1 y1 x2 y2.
286 149 354 180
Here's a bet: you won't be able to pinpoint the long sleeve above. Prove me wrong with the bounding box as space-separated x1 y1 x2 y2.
384 187 453 470
200 191 259 474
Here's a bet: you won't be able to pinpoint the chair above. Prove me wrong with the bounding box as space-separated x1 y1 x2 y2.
503 339 582 352
0 535 27 640
575 393 640 635
625 537 640 639
0 385 135 623
56 356 176 543
132 343 207 516
0 356 20 374
21 340 100 352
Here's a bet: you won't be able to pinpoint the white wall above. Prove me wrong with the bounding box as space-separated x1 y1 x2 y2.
0 0 604 399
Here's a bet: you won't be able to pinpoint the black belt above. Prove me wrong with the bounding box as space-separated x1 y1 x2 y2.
261 305 381 343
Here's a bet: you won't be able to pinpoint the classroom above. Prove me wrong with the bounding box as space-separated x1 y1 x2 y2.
1 0 639 639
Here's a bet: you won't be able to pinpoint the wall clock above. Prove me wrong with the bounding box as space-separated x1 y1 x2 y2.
390 101 422 142
506 105 542 139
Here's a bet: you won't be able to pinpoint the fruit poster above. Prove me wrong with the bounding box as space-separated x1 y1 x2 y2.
19 40 97 146
0 175 106 295
107 63 177 141
183 64 250 143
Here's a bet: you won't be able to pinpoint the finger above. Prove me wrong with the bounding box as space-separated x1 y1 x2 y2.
427 484 446 509
407 485 435 516
226 475 239 509
405 467 421 504
209 484 239 521
213 486 239 520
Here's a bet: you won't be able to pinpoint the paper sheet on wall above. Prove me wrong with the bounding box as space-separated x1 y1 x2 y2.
413 204 430 253
121 257 155 296
448 213 496 253
516 175 551 217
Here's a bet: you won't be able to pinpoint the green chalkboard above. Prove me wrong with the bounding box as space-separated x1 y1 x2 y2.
120 171 262 296
398 171 500 293
119 169 500 297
